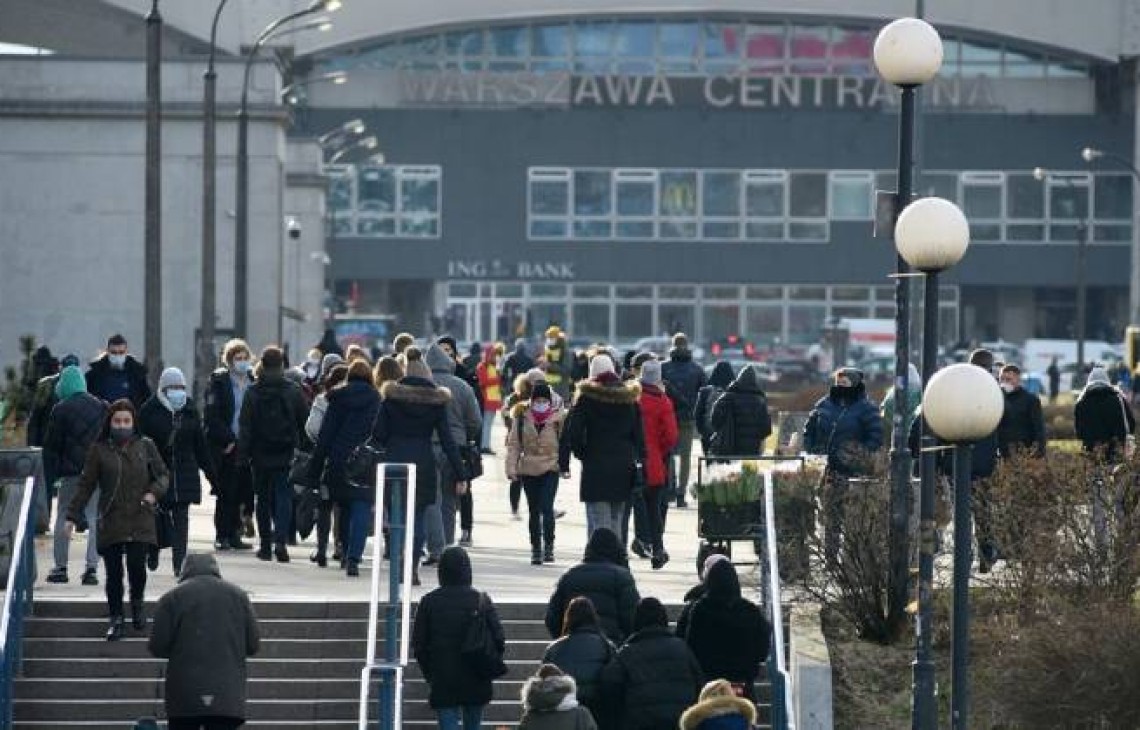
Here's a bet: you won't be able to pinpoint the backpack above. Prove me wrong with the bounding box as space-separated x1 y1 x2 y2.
253 387 298 453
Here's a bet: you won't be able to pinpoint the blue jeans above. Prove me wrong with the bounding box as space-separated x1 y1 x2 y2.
585 501 625 542
480 411 496 450
521 472 558 549
344 499 372 563
436 705 483 730
253 467 292 548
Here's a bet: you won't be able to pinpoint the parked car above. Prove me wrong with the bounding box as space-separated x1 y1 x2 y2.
765 359 824 389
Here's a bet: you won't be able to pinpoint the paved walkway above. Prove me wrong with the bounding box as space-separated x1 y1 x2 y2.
35 423 758 605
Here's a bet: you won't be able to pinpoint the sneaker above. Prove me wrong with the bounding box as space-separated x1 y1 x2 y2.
46 567 68 584
511 511 522 522
274 545 291 563
630 539 650 560
310 552 328 568
345 559 360 577
146 549 159 572
459 530 473 547
531 550 543 566
81 568 98 586
214 539 231 552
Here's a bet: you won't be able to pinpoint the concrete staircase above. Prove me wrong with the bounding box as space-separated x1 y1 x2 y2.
13 600 773 729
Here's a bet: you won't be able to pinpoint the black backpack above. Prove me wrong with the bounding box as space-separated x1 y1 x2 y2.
253 387 298 453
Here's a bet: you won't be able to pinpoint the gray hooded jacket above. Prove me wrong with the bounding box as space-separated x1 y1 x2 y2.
425 344 482 447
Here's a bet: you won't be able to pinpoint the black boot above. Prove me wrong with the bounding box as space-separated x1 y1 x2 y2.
131 599 146 630
543 543 554 563
256 543 272 561
345 559 360 577
530 547 542 566
105 615 125 642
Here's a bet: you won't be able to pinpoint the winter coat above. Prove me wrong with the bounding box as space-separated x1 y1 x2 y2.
559 378 646 504
519 673 599 730
600 626 704 730
236 370 310 471
25 374 60 448
545 336 574 400
1075 384 1135 460
543 627 616 720
425 344 482 446
476 346 504 412
680 561 771 690
309 379 381 503
85 354 151 408
880 363 922 448
695 362 735 448
138 396 215 505
997 387 1047 458
679 692 756 730
506 405 565 480
639 385 679 488
803 384 883 476
69 435 169 552
674 582 706 641
661 349 707 423
545 532 640 644
371 377 466 509
42 393 106 486
709 366 772 457
204 368 248 456
502 348 536 391
908 408 998 481
412 547 505 709
148 554 260 720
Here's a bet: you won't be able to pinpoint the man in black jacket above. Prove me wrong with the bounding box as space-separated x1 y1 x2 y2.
545 528 640 644
237 346 309 563
661 334 706 508
205 340 256 551
42 365 107 585
85 334 151 408
997 364 1047 458
1075 365 1136 461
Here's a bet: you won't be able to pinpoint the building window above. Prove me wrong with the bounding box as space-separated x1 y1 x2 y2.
327 164 441 239
659 171 699 239
573 170 613 238
702 171 742 239
744 171 786 240
960 172 1004 241
828 171 874 220
528 168 571 238
615 169 657 238
789 172 828 241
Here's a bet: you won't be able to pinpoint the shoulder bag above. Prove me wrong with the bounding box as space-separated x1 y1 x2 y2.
460 591 507 679
1117 393 1136 459
345 437 386 489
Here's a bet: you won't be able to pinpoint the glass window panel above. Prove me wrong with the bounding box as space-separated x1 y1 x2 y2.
574 220 611 238
703 304 741 342
745 172 785 217
445 29 484 56
916 172 958 202
961 41 1001 62
744 23 785 71
1049 223 1081 241
831 305 870 320
1095 224 1132 242
1007 223 1045 241
530 220 567 238
400 174 438 214
574 58 611 73
746 286 783 300
333 215 355 236
874 287 894 302
1095 174 1132 219
615 173 655 215
449 282 477 297
572 303 610 340
874 306 895 319
328 172 354 212
660 171 698 216
703 285 740 300
490 26 528 57
399 216 438 237
617 285 653 299
789 221 828 240
532 58 571 71
659 285 696 299
574 285 610 298
531 283 567 298
532 24 568 57
659 22 699 61
496 283 524 297
787 304 827 343
661 220 698 239
1049 180 1089 219
703 221 741 239
1007 173 1044 218
790 25 829 73
789 172 827 217
876 171 898 194
969 223 1001 242
832 286 870 301
616 304 653 339
614 21 655 58
358 167 396 211
616 221 654 238
1004 48 1045 78
530 179 569 215
358 216 395 236
573 171 611 215
961 174 1003 219
831 28 872 59
574 21 613 57
789 286 826 300
658 304 696 337
829 172 873 219
745 222 784 240
702 172 741 216
703 21 741 60
531 304 567 334
940 286 959 303
615 59 656 74
1048 61 1089 78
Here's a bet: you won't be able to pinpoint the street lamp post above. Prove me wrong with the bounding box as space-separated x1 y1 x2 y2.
872 16 945 647
144 0 163 385
1035 168 1091 376
896 196 971 730
282 70 348 105
234 0 341 338
1084 147 1140 327
921 364 1005 730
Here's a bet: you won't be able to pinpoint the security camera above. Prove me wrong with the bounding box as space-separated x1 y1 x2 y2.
287 217 301 239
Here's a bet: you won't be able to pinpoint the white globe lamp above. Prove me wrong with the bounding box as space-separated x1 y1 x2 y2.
922 363 1005 443
895 197 970 273
874 18 944 86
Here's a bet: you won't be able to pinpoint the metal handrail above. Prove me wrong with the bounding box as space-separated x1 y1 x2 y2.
763 469 796 730
358 464 416 730
0 477 38 727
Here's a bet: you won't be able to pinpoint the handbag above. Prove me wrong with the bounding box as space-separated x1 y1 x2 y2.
1117 393 1136 459
460 592 507 679
153 504 175 549
293 486 321 540
463 442 484 481
289 449 316 488
345 438 386 488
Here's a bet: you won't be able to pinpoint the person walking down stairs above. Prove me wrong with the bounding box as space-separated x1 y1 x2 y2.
518 664 598 730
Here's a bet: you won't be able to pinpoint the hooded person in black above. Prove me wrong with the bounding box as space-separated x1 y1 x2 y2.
412 547 505 721
694 362 734 454
1075 366 1135 461
680 560 771 700
708 365 773 457
545 528 640 644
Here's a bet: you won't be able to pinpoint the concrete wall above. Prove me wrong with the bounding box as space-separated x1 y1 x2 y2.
0 57 326 382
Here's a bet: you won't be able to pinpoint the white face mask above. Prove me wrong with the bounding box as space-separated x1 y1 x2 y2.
532 401 551 414
1000 382 1016 394
109 354 127 369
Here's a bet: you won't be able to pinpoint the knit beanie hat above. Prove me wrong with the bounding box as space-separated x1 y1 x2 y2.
405 358 434 381
319 353 345 383
55 365 87 400
158 367 186 392
701 552 730 581
525 368 548 384
531 382 553 402
640 359 663 386
589 354 615 379
1087 366 1110 387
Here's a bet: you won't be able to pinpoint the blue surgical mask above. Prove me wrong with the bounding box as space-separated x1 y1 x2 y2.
166 389 187 410
233 360 253 375
109 354 127 369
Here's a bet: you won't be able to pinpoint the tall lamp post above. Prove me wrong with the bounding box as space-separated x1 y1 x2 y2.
872 16 944 643
144 0 163 385
1084 147 1140 327
921 363 1005 730
896 196 971 729
234 0 341 339
1034 167 1091 377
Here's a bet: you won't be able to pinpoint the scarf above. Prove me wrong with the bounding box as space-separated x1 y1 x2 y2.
531 403 555 426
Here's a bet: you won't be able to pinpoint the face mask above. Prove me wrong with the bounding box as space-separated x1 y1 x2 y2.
166 389 187 410
546 339 557 348
532 401 551 414
233 360 253 375
1000 382 1016 394
110 426 133 443
109 354 127 369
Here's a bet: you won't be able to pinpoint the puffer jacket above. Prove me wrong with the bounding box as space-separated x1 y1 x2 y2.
1075 383 1135 459
661 348 706 423
138 395 216 505
599 626 704 730
694 362 735 450
543 627 616 715
558 377 647 504
709 366 772 457
506 404 565 479
519 673 599 730
69 435 169 552
639 385 678 488
681 560 771 690
42 393 107 486
545 530 640 643
803 383 883 475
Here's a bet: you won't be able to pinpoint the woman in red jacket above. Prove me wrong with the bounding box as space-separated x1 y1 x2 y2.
638 360 679 570
476 345 503 455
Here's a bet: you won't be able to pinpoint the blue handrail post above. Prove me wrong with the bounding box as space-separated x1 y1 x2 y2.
0 477 39 728
377 467 404 729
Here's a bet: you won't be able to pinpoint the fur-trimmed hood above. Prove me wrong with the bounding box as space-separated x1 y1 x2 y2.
574 377 641 405
380 378 452 406
679 694 757 730
522 674 579 712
